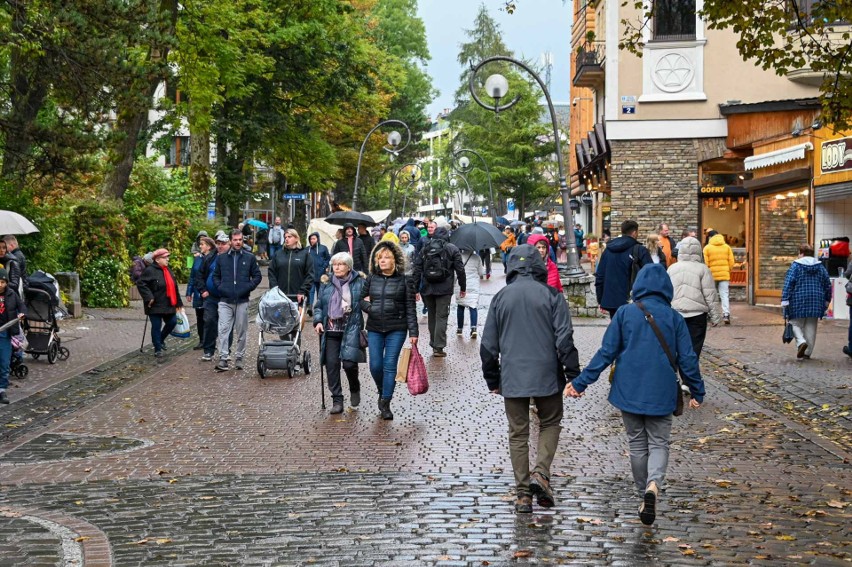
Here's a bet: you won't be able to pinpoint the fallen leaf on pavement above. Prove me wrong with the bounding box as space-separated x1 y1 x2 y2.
776 534 796 541
826 500 846 508
663 536 679 542
513 550 533 558
74 536 91 542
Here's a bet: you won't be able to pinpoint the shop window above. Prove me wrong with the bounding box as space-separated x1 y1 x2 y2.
653 0 696 41
756 189 809 292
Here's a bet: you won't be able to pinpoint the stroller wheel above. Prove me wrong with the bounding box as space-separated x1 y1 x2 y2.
31 354 40 360
286 360 294 379
14 365 28 378
47 342 59 364
58 347 70 361
257 359 266 379
302 351 311 375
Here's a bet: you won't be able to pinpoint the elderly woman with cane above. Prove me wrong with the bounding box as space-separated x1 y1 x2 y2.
137 248 183 359
313 252 366 414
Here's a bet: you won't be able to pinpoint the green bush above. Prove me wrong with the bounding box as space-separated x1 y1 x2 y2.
72 199 131 307
80 256 128 308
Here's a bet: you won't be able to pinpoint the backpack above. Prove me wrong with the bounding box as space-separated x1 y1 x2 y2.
269 226 284 245
628 244 642 289
423 239 452 283
130 256 147 284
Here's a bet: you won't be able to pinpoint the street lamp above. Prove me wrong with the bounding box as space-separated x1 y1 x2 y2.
352 119 411 211
449 173 474 218
469 56 585 277
452 148 495 224
390 162 422 218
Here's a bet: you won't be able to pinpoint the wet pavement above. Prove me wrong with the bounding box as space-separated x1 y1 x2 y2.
0 270 850 565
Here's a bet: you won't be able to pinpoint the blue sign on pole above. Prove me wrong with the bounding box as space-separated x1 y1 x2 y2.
282 193 307 200
507 199 515 212
207 201 216 220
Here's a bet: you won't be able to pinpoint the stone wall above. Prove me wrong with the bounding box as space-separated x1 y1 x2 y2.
562 274 607 318
609 138 726 236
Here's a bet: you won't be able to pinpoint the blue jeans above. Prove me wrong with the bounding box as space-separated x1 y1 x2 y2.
0 334 10 391
150 314 178 353
368 330 407 400
309 282 321 308
269 244 282 259
457 305 478 329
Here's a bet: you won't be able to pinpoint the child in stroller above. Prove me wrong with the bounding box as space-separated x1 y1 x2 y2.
255 288 312 378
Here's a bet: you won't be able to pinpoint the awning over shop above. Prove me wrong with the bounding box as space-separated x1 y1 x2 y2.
744 142 813 171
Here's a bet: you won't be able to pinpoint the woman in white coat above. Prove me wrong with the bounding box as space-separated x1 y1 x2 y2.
455 247 483 338
667 236 721 357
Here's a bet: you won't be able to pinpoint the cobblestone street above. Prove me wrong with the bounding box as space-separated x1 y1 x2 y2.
1 273 850 565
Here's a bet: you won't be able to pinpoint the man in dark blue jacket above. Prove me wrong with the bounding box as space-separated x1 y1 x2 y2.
212 229 262 372
595 220 652 318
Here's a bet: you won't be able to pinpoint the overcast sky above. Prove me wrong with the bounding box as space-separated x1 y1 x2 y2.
417 0 572 120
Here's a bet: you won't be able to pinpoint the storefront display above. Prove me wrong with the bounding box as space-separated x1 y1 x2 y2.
699 185 748 286
755 188 809 294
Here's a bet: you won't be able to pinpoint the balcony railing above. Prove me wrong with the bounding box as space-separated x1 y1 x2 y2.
573 46 605 89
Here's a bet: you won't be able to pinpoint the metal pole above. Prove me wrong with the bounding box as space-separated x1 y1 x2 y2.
352 119 411 211
453 148 495 225
468 56 585 277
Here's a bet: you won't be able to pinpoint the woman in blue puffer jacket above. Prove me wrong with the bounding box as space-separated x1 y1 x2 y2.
565 263 705 526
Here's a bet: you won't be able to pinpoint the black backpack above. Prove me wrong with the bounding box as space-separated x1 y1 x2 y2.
423 239 452 283
628 244 643 289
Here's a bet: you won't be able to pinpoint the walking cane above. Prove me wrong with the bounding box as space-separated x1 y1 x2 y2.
319 333 326 410
139 315 148 353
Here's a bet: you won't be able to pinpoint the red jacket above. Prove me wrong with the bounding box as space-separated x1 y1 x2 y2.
527 234 562 291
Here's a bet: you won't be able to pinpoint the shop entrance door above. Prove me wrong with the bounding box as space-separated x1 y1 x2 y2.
754 187 810 304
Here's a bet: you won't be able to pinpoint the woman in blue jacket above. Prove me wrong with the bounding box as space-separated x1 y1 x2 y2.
307 232 330 314
565 263 705 526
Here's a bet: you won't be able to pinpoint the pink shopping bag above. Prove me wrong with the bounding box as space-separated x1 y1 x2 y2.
406 344 429 395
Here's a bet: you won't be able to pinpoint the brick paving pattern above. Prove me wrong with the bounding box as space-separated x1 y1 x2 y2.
0 272 849 565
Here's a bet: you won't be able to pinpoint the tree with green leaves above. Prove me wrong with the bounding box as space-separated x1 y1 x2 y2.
448 5 553 220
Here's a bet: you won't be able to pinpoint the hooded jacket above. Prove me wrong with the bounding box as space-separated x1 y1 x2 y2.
269 242 314 298
527 234 562 291
703 234 734 281
454 250 483 307
572 264 705 415
307 232 330 283
314 271 367 365
213 247 262 303
594 235 652 310
781 256 831 319
0 285 25 336
481 245 580 397
412 226 466 296
667 237 722 323
402 219 423 252
332 224 369 273
194 250 219 300
360 241 418 336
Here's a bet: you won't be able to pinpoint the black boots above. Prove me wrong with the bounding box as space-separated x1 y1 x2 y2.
378 398 393 420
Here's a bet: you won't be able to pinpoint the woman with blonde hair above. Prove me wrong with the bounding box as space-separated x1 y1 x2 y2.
360 241 418 420
646 234 666 265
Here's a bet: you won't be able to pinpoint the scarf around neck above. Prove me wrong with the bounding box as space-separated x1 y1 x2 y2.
329 270 355 321
160 265 178 307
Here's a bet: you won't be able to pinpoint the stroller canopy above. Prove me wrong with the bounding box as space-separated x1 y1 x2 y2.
256 288 300 334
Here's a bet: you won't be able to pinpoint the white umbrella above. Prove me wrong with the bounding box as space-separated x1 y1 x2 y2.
0 210 39 234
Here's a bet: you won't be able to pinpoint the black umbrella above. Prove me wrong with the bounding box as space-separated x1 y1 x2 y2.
495 216 510 227
449 222 507 251
324 211 377 226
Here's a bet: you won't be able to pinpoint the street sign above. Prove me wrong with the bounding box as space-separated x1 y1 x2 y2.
507 199 515 212
282 193 307 200
580 192 594 205
207 201 216 220
622 106 635 114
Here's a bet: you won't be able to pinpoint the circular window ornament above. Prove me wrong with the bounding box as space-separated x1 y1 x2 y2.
652 53 694 93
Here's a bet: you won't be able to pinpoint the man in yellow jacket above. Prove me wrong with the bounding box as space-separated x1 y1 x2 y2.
703 230 734 324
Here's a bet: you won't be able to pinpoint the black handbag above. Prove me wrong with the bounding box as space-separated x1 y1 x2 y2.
782 309 794 344
635 301 685 416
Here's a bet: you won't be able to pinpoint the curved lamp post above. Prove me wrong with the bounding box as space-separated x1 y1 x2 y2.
468 56 584 277
392 162 422 218
351 119 411 211
449 173 474 219
452 148 495 224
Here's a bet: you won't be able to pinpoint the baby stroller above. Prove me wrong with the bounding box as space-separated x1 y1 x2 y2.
9 331 28 378
255 288 311 379
24 287 70 364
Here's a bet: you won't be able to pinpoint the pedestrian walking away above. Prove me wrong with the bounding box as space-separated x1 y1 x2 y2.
667 236 721 358
0 268 26 404
412 226 466 357
455 247 483 338
703 230 734 324
781 243 832 360
136 248 183 359
595 220 652 318
360 241 418 420
212 230 262 372
481 245 580 514
268 217 285 259
565 264 705 526
313 252 366 414
307 232 330 314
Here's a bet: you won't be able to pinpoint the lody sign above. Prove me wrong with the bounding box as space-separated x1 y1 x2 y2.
821 137 852 174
